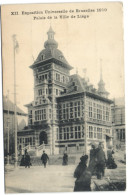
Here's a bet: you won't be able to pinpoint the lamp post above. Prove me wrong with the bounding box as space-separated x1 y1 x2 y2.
12 34 19 167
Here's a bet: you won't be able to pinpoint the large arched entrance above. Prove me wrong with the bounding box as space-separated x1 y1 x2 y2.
39 131 47 145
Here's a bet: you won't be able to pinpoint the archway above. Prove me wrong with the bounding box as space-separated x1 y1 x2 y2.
39 131 47 145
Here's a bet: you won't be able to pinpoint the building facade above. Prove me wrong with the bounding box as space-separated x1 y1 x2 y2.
18 27 113 155
112 98 125 150
3 96 27 155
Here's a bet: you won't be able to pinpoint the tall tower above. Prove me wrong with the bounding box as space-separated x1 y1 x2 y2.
98 59 109 98
26 27 73 154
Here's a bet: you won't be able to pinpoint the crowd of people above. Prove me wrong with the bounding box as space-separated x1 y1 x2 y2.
20 143 117 191
74 142 117 191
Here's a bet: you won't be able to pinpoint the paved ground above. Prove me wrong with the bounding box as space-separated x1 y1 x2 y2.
5 165 76 193
4 151 126 193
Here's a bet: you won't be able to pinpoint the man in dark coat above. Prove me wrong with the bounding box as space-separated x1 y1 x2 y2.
25 152 31 168
96 143 106 179
41 150 49 168
88 144 97 175
20 155 25 166
106 146 117 169
62 152 68 165
74 155 91 191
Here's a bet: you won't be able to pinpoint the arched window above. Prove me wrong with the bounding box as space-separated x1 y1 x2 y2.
41 54 45 60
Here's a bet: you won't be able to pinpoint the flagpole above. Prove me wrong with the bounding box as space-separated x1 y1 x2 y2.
12 34 18 167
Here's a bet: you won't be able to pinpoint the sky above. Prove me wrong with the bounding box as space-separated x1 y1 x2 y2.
1 2 124 112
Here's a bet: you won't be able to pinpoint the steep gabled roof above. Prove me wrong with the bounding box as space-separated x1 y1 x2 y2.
64 74 86 95
3 96 27 116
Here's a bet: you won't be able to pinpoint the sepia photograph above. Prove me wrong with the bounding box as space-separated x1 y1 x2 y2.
1 1 126 193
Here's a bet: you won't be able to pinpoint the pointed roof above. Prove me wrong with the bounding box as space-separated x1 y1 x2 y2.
3 96 27 116
57 73 113 104
47 26 55 33
60 74 94 96
98 60 109 97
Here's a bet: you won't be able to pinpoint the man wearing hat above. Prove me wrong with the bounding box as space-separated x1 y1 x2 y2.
96 143 106 179
41 150 49 168
74 154 91 191
88 143 98 175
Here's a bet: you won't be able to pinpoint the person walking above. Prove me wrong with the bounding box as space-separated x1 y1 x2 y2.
62 151 68 165
106 146 117 169
74 155 91 191
88 143 97 175
25 152 31 168
96 143 106 179
20 155 25 166
41 150 49 168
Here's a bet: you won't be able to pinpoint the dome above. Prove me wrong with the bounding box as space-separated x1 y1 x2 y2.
35 48 69 65
44 39 58 49
34 26 70 65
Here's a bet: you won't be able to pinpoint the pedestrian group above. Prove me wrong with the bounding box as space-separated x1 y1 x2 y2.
74 142 117 191
20 142 117 192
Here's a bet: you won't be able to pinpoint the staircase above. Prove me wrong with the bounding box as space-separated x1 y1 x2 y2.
22 144 51 157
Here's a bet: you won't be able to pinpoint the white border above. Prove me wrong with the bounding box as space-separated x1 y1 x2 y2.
0 0 129 195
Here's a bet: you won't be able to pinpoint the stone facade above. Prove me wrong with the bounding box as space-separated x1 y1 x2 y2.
18 27 113 155
111 98 125 150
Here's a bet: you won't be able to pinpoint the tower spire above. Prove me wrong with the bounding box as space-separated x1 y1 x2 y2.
47 26 55 40
98 59 109 98
44 26 58 49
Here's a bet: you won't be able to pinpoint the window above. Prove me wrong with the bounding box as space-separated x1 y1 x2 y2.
106 111 109 121
56 128 59 140
63 76 65 83
59 55 63 60
75 126 81 139
70 127 74 139
67 127 69 140
97 109 102 120
49 88 52 94
49 109 51 119
41 54 45 60
97 128 102 139
59 128 63 140
82 126 84 138
94 127 97 138
89 126 93 138
42 75 45 80
56 73 60 81
103 111 106 120
35 109 46 121
38 89 42 96
58 101 82 121
89 106 92 118
64 128 67 140
56 89 58 96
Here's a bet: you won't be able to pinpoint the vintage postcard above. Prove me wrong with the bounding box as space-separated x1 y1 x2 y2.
1 1 125 193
